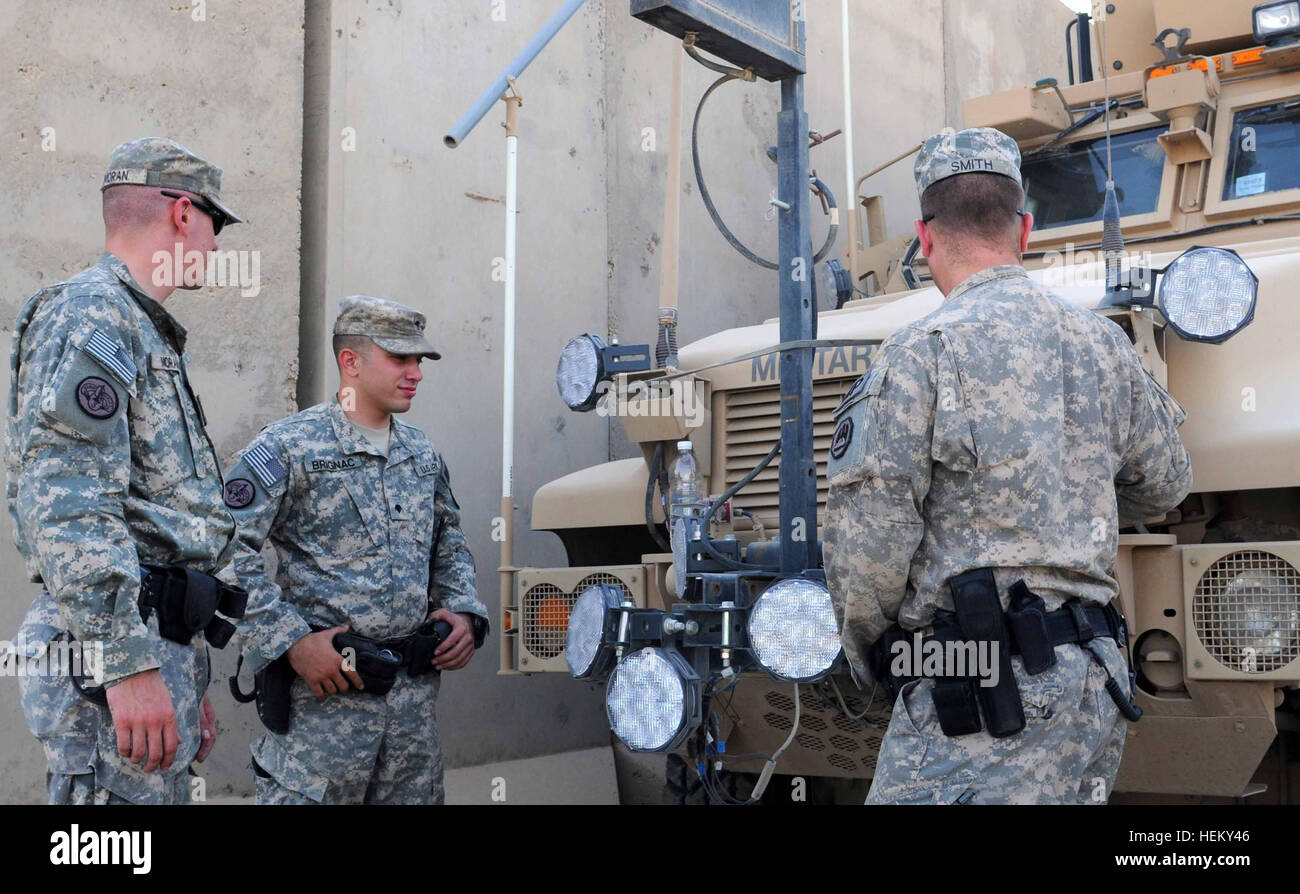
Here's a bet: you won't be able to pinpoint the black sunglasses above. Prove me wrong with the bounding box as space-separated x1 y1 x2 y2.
921 208 1027 224
160 189 227 236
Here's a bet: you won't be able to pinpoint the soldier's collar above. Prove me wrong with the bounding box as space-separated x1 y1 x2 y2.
328 397 386 457
387 423 417 467
943 264 1030 305
101 252 190 351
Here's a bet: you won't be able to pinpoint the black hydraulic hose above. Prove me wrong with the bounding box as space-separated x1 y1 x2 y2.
692 75 838 271
694 74 778 269
645 442 672 553
696 441 782 572
809 176 838 266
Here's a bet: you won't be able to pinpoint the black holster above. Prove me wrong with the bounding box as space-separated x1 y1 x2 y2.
139 564 248 648
403 618 454 678
948 568 1024 738
332 631 402 696
230 653 293 735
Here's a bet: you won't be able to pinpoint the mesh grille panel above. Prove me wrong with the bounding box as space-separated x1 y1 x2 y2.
827 753 856 772
1192 550 1300 674
520 574 633 661
723 378 859 529
764 712 793 731
795 734 824 751
521 584 569 659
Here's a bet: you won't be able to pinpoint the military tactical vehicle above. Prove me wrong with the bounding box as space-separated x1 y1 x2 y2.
504 0 1300 803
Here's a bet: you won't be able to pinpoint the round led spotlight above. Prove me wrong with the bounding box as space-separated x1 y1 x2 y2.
606 648 700 753
565 585 619 679
1157 246 1257 344
748 578 843 682
556 333 609 412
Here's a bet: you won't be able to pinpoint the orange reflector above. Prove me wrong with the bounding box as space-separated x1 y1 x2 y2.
1150 46 1266 78
537 596 569 629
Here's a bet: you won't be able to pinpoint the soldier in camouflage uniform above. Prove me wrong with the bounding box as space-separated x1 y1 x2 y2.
225 295 488 804
7 138 243 804
823 127 1192 804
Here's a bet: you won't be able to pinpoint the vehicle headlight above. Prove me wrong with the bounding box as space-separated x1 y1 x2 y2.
606 647 700 752
747 578 842 682
1156 246 1257 344
1254 1 1300 47
556 333 609 412
1221 568 1300 658
565 584 620 679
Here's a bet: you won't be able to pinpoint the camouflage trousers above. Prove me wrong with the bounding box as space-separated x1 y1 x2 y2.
15 593 206 805
866 637 1129 804
249 662 443 804
46 771 185 805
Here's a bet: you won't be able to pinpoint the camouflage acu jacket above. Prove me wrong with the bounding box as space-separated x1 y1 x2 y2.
223 398 487 672
824 265 1192 682
6 252 236 685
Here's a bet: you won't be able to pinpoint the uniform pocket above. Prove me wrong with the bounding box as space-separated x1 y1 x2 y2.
251 735 329 803
295 453 384 560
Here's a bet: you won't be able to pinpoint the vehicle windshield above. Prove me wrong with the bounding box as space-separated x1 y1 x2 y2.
1021 125 1165 229
1222 99 1300 200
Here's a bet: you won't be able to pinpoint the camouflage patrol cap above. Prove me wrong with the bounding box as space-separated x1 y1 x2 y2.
333 295 441 360
101 137 243 225
914 126 1022 198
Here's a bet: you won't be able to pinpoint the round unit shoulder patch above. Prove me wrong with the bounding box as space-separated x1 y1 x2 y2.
829 417 854 460
223 478 256 509
76 376 118 419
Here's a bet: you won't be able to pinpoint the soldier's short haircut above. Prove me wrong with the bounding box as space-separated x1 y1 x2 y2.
920 172 1024 248
333 334 373 368
102 185 172 234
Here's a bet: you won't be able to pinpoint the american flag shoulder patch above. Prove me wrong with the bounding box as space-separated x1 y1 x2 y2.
243 442 287 489
82 328 138 387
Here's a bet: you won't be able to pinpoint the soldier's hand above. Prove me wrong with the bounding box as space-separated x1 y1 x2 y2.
287 625 365 698
429 609 475 671
104 668 180 773
195 694 217 763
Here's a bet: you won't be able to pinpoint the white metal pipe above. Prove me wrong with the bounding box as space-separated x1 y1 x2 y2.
503 131 517 500
841 0 859 289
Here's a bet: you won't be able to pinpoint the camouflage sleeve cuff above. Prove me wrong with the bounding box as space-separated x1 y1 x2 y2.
100 634 163 687
244 611 314 675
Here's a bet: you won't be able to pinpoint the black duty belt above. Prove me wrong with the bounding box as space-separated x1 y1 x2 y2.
71 564 248 706
229 617 453 734
869 568 1143 740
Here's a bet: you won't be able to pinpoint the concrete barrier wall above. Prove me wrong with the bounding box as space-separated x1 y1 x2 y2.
1 0 1068 802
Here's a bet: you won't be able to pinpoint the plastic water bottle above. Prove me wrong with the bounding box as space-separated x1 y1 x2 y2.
669 440 707 598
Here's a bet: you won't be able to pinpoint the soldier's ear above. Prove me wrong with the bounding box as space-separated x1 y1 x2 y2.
915 219 935 258
338 348 360 377
1017 211 1034 255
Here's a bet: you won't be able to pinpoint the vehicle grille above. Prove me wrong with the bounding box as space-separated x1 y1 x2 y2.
722 378 859 530
1192 550 1300 674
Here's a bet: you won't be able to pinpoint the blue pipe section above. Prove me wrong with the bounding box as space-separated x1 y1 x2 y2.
444 0 590 148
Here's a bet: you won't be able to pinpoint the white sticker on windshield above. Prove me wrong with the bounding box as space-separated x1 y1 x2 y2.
1236 172 1267 197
